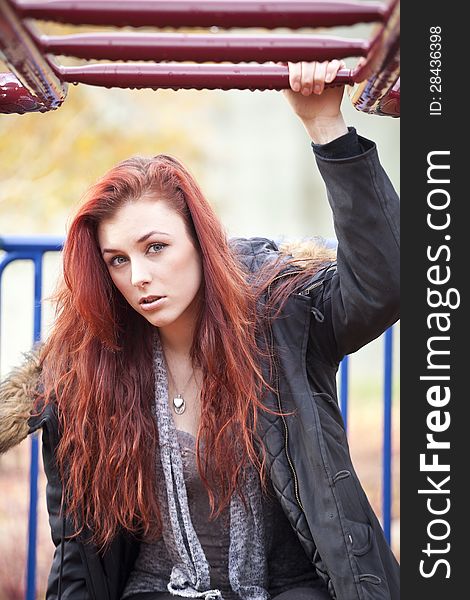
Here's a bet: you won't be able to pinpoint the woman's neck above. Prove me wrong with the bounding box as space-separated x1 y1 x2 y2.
158 290 202 359
159 323 194 359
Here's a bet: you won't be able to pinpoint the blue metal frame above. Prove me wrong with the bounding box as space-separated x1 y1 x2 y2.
338 329 394 543
383 327 394 543
339 355 349 430
0 236 62 600
0 235 397 598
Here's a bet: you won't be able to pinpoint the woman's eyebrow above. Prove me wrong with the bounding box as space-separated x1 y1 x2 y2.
136 230 170 244
101 230 170 255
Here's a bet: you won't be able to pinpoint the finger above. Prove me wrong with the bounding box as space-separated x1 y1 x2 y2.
325 59 342 84
313 61 328 94
300 61 315 96
288 61 301 92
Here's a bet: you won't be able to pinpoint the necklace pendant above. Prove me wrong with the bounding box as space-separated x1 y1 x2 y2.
173 394 186 415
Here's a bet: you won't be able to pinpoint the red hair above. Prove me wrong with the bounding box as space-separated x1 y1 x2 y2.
40 155 286 549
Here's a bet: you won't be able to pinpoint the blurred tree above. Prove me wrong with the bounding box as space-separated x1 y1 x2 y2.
0 81 221 233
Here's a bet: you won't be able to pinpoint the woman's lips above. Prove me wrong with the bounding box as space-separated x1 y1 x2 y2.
139 296 167 311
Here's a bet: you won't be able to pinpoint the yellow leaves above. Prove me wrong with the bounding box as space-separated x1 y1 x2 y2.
0 82 219 234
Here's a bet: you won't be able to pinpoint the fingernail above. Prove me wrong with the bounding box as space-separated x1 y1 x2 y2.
314 84 321 94
293 82 300 92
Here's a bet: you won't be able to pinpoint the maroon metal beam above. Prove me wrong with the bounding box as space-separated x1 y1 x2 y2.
376 77 399 118
35 32 368 62
0 71 46 113
350 0 399 116
1 0 399 116
49 62 354 91
13 0 387 29
0 0 67 110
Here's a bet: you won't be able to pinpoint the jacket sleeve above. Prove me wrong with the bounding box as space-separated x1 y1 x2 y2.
29 407 92 600
309 130 400 363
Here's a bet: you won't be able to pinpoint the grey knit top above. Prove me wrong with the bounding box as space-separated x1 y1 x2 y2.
122 430 319 599
121 335 319 600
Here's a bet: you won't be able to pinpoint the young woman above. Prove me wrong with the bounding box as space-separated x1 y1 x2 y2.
0 61 400 600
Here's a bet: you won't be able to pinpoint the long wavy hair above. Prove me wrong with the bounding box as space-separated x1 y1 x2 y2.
39 154 335 550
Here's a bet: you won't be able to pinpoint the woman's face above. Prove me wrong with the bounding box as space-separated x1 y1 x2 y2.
98 196 203 334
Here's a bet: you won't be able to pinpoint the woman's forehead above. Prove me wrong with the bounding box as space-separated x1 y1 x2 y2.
97 198 185 246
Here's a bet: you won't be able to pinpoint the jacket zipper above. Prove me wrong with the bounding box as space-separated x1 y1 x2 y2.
276 373 305 513
265 270 305 513
265 263 334 511
298 278 324 296
297 263 336 296
266 268 301 297
286 265 335 505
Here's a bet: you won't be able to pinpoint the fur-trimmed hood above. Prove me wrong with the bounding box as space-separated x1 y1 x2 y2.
0 349 42 454
0 237 335 454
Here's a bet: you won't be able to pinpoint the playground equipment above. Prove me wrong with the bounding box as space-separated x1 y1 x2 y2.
1 3 400 598
0 0 400 116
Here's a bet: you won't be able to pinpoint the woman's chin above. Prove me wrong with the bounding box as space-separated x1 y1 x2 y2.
143 314 172 328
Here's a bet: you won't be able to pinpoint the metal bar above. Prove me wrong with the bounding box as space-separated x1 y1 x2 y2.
51 62 354 91
383 327 393 543
0 247 44 600
340 355 349 430
374 76 400 118
0 0 67 110
2 0 399 116
0 235 64 253
14 0 388 29
26 437 39 600
33 255 43 344
29 256 44 600
0 250 32 270
36 31 369 62
350 0 399 116
0 72 46 114
0 245 47 600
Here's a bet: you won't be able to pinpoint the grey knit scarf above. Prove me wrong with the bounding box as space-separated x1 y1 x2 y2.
153 334 269 600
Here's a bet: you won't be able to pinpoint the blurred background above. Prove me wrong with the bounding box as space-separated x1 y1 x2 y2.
0 14 399 600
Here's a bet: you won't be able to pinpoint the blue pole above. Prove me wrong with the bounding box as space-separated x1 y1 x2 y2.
382 327 393 544
340 355 349 431
26 254 43 600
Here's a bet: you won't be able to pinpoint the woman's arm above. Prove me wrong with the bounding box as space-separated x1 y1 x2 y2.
283 62 400 361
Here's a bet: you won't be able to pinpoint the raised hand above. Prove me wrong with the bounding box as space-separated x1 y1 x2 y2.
282 60 348 144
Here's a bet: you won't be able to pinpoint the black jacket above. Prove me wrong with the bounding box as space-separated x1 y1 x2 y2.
19 131 399 600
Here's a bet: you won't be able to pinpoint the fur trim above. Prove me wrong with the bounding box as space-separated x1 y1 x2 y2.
0 350 41 454
278 237 336 268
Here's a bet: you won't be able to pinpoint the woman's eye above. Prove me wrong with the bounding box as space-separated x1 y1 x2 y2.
110 255 127 267
148 243 166 254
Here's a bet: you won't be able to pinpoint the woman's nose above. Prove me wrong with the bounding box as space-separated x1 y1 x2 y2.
131 260 152 288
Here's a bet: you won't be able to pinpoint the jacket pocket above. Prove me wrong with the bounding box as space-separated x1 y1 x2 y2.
312 392 347 446
312 392 370 515
344 519 374 557
310 392 395 598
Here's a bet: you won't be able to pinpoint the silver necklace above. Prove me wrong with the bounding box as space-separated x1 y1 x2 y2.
166 362 195 415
